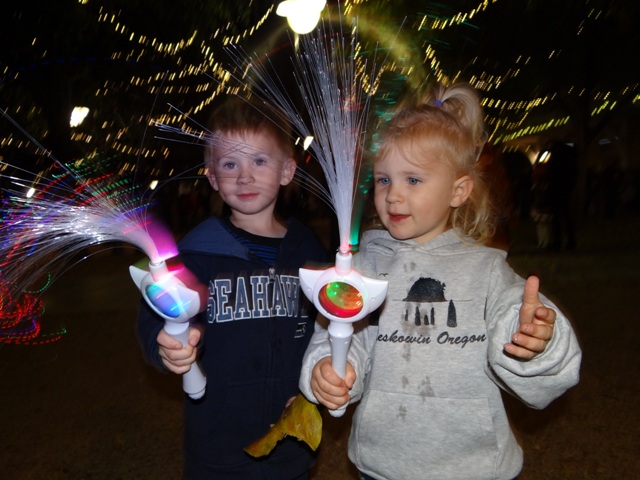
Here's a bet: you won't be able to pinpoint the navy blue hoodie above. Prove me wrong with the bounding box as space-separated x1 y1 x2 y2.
136 216 327 479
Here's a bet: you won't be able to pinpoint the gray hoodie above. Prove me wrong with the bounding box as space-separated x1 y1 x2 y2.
300 228 581 480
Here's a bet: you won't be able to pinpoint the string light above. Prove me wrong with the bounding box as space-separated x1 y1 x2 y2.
1 0 637 176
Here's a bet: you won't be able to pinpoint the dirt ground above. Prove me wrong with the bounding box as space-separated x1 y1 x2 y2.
1 213 639 479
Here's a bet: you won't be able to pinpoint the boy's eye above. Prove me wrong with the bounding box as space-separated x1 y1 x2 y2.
221 161 237 170
376 177 390 186
254 157 268 166
407 177 420 185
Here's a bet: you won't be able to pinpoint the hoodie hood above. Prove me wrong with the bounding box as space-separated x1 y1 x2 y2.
359 227 472 256
178 216 249 259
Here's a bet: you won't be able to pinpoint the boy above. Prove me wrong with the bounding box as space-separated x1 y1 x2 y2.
136 95 327 479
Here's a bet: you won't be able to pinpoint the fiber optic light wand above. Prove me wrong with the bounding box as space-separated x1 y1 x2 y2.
299 251 387 416
130 260 207 400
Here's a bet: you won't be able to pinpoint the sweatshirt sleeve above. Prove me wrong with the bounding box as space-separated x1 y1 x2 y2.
484 257 582 409
298 319 332 404
299 317 375 411
135 299 167 372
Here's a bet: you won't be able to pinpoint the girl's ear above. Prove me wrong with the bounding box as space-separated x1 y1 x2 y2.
280 157 297 186
206 168 219 191
451 174 473 208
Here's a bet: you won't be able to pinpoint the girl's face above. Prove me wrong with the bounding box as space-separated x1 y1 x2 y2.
373 146 472 245
206 130 296 221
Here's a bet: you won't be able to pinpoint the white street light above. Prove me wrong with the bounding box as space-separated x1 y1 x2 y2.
70 106 89 127
276 0 326 35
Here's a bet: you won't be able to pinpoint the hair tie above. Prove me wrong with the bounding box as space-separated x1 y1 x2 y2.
432 99 443 107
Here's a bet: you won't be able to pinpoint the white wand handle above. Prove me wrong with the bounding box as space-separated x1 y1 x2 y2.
163 320 206 400
327 320 354 418
328 321 353 380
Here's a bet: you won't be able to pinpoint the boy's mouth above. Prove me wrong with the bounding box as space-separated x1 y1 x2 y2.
237 193 259 200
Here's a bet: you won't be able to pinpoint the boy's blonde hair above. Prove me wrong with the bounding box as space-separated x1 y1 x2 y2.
375 82 494 244
204 95 295 169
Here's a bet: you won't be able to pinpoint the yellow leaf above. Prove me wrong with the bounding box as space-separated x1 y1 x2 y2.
244 394 322 457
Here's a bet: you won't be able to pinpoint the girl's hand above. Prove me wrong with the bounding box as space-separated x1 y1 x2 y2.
504 276 556 360
310 356 355 410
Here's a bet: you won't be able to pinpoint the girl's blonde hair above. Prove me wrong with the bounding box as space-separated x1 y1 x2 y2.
375 82 494 244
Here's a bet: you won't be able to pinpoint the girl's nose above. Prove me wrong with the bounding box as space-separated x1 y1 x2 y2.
386 183 402 203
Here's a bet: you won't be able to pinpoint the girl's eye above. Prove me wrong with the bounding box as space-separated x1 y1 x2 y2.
254 157 268 166
407 177 420 185
377 177 390 186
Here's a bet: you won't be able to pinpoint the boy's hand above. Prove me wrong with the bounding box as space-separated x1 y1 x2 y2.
504 275 556 360
310 356 356 410
157 326 201 374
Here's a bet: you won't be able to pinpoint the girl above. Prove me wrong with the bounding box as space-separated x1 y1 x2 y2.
299 82 581 480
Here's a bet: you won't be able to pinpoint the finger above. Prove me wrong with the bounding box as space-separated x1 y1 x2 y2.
509 329 548 354
314 394 346 411
157 330 183 350
520 320 554 341
316 371 350 396
311 378 347 402
522 276 541 307
160 339 197 361
159 350 195 374
343 363 356 389
533 306 557 326
162 361 192 375
160 350 195 366
320 361 348 386
187 328 201 347
312 365 350 399
503 342 538 360
311 379 349 410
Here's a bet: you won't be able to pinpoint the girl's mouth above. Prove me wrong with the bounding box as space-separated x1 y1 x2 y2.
388 213 409 222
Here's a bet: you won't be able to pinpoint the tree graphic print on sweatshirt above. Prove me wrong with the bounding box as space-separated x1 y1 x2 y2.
402 277 457 328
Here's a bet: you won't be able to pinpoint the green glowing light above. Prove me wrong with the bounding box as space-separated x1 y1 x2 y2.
318 281 363 318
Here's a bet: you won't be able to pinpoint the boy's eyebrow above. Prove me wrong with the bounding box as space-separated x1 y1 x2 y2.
212 144 257 158
213 149 284 166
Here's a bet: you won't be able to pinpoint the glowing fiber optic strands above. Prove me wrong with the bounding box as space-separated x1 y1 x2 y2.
0 153 178 317
0 182 57 344
0 173 176 345
0 113 182 348
222 13 389 416
225 15 383 254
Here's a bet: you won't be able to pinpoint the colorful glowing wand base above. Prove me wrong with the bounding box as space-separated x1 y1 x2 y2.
129 260 207 400
299 251 387 416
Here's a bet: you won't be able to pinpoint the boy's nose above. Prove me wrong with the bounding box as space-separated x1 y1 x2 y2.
236 168 254 184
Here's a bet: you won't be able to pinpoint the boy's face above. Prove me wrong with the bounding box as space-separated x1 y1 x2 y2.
373 146 472 245
206 130 296 219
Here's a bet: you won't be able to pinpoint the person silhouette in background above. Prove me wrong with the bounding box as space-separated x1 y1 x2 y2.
545 141 579 250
